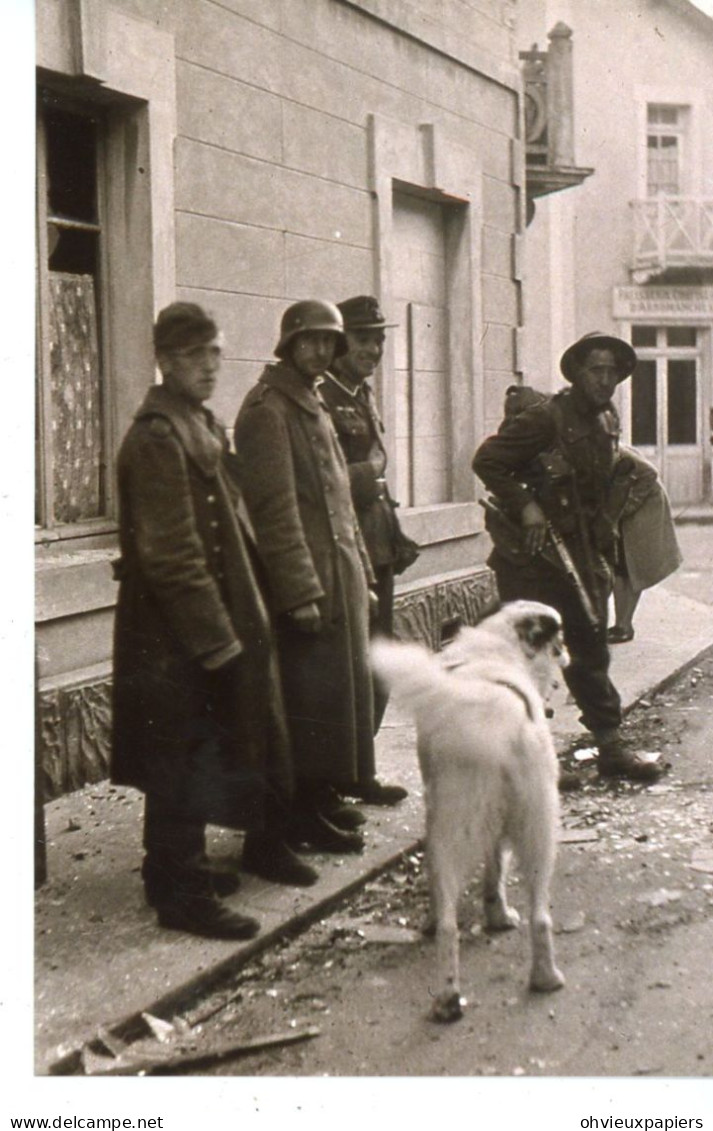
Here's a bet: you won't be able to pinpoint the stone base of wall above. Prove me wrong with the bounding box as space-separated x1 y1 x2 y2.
38 566 498 800
393 565 499 650
38 666 113 802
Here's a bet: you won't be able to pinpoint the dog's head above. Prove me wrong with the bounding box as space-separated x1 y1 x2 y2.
484 600 570 694
443 601 568 663
493 600 567 653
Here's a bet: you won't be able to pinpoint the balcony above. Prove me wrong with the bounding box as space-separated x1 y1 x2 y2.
631 197 713 282
520 22 593 221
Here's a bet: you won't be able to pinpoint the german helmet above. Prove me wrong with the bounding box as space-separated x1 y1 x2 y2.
274 300 348 359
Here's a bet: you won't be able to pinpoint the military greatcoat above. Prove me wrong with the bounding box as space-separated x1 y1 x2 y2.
111 384 291 827
234 362 375 786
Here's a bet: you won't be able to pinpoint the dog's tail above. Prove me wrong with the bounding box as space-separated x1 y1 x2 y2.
371 638 452 722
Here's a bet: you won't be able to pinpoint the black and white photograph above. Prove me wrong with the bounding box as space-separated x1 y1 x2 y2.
4 0 713 1124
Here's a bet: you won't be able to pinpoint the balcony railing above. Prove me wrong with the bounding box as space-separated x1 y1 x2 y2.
631 197 713 277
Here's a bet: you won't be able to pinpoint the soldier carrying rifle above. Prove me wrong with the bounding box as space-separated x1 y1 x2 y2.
472 331 665 783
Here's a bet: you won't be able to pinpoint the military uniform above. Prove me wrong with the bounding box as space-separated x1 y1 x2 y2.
318 372 403 716
473 386 622 736
112 384 293 907
234 361 376 790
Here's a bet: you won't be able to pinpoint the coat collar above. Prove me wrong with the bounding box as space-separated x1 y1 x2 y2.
135 384 224 477
259 362 323 416
321 370 360 399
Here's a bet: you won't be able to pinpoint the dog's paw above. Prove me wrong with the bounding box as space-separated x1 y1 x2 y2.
529 964 565 993
430 992 466 1023
485 904 521 932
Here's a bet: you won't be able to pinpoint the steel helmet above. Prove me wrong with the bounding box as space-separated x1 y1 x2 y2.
274 300 348 359
559 332 637 383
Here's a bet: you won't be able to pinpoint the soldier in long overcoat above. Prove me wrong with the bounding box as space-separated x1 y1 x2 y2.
112 304 316 940
234 301 376 853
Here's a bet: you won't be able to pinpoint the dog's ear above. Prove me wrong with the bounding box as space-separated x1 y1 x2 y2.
517 612 562 652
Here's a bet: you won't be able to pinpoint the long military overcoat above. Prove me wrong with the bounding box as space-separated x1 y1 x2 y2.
234 362 375 786
111 384 292 827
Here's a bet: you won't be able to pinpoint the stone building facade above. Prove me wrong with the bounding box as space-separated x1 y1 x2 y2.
518 0 713 508
36 0 529 796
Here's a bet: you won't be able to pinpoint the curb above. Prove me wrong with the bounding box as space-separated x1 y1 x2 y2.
47 840 422 1076
42 637 713 1077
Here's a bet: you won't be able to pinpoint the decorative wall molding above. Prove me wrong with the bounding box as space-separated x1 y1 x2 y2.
39 678 112 800
393 566 498 651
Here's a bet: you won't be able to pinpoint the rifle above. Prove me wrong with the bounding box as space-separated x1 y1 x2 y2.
544 520 599 629
479 497 600 630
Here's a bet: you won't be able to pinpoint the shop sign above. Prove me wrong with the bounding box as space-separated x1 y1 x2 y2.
613 286 713 318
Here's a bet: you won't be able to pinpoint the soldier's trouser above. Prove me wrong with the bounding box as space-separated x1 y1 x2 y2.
142 792 208 906
370 562 395 733
491 552 622 735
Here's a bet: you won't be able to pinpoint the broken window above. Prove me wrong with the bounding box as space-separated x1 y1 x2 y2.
36 93 107 529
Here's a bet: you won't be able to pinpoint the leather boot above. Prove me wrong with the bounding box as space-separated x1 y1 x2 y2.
142 854 240 906
288 809 365 854
595 731 666 782
312 783 366 830
345 778 408 805
290 781 365 853
242 832 319 886
152 864 260 940
156 895 260 940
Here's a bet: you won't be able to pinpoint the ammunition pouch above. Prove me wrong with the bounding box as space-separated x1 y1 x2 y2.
532 449 578 535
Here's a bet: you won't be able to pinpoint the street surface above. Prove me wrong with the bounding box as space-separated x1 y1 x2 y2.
30 520 713 1081
169 580 713 1076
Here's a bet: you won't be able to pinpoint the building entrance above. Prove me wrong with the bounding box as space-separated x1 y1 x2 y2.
627 324 708 504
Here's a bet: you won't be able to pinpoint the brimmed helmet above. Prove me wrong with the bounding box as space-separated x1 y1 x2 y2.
274 300 348 359
559 332 637 383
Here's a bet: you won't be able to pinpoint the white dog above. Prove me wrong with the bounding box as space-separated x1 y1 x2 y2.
371 600 568 1022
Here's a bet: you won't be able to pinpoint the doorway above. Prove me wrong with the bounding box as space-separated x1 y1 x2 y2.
627 324 707 504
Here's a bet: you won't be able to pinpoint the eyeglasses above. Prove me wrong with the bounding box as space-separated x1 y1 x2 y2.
170 344 222 362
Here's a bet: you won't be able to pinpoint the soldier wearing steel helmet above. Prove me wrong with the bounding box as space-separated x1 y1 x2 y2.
234 300 377 853
473 331 665 784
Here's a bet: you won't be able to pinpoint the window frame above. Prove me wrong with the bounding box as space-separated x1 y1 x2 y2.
35 90 117 540
627 324 701 451
646 103 687 197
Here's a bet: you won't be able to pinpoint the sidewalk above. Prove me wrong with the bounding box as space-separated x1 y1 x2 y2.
35 583 713 1075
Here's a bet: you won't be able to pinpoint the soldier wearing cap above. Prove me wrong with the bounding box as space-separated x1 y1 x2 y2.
319 294 416 803
473 331 665 783
234 300 379 852
111 302 317 942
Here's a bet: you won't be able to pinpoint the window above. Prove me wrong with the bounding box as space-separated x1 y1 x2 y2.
631 358 657 446
646 104 687 197
36 92 108 529
629 325 699 448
